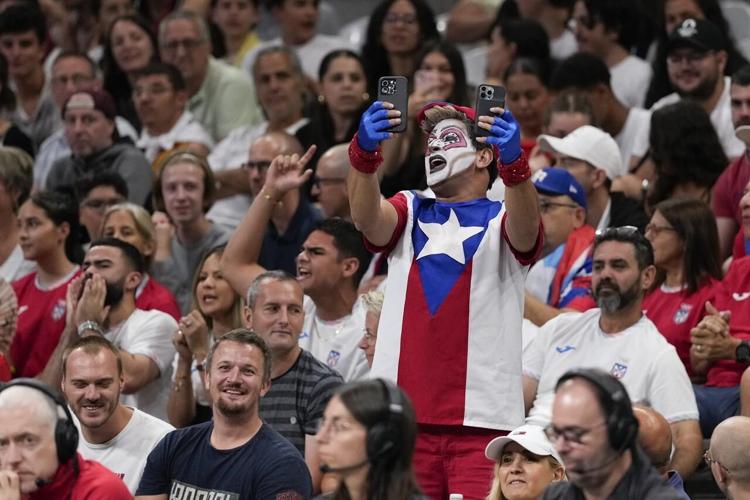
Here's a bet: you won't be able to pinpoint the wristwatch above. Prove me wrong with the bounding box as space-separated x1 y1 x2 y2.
77 320 104 337
735 340 750 364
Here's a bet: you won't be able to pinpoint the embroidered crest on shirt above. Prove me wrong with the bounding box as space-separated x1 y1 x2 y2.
673 303 693 324
326 350 341 367
51 299 66 321
412 198 501 315
610 362 628 379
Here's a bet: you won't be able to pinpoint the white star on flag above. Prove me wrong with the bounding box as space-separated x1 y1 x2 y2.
416 209 484 264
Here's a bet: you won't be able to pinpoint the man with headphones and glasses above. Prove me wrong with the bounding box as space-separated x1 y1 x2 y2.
0 378 131 499
542 368 682 499
523 226 703 479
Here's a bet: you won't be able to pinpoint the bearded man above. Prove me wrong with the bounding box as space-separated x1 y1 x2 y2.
347 98 542 498
522 226 704 478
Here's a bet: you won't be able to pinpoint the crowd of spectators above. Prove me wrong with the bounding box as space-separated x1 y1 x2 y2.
0 0 749 499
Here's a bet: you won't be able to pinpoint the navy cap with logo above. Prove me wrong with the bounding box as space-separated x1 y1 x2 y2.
666 18 725 54
532 167 587 210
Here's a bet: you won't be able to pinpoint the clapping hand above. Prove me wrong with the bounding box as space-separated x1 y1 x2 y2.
175 310 209 361
690 301 735 362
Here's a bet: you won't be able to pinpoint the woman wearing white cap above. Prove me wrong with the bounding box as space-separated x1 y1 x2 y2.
485 424 566 500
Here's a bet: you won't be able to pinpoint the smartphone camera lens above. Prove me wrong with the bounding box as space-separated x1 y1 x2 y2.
380 79 395 96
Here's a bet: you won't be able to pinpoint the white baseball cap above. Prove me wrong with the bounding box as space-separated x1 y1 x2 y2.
485 424 563 464
538 125 624 180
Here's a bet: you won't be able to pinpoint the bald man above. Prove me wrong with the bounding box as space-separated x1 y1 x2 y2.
708 416 750 499
245 131 322 275
634 405 690 500
311 144 351 220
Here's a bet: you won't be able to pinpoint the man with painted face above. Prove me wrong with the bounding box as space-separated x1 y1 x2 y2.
347 100 542 498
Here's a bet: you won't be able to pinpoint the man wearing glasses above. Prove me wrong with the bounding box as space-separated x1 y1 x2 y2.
523 226 703 478
542 368 684 499
707 416 750 499
651 18 744 159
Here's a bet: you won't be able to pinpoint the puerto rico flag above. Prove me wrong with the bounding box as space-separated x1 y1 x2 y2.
367 191 541 430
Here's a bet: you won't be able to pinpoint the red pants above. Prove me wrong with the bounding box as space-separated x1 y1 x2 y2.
413 424 506 500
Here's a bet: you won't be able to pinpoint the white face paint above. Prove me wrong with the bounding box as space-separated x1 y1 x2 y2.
424 118 477 187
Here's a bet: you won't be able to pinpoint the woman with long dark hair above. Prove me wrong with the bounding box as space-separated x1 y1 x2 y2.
643 197 722 379
315 379 424 500
361 0 439 99
10 191 83 378
504 57 552 158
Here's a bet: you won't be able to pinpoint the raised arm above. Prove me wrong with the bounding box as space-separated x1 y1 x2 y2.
348 102 402 247
478 108 541 254
221 146 316 297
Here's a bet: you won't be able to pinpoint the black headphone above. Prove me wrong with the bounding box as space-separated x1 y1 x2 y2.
366 379 405 461
0 378 79 464
556 368 639 453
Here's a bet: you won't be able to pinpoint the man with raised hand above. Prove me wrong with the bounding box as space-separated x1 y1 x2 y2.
347 99 542 499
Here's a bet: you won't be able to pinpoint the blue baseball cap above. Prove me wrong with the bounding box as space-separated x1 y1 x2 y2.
532 167 587 210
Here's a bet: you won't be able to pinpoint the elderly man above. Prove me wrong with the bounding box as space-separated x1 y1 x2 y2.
524 227 703 478
136 330 312 498
46 88 152 205
525 167 595 326
133 62 214 166
652 18 744 159
61 335 174 494
707 416 750 499
159 9 261 142
542 369 682 499
0 379 131 498
347 96 541 498
312 144 352 220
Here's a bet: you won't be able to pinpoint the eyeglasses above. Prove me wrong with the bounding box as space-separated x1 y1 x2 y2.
594 225 639 241
644 224 676 236
81 197 126 212
539 199 579 213
384 12 417 26
316 417 358 436
667 51 711 65
313 177 346 188
160 38 205 53
241 160 271 172
544 421 607 445
703 450 730 473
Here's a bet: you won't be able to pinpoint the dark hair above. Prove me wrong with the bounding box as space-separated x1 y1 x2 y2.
582 0 641 51
153 150 216 214
318 49 364 82
52 50 98 77
504 56 552 88
206 329 272 384
544 89 597 128
74 171 129 203
132 61 186 91
652 198 721 294
647 100 727 207
594 226 654 271
0 4 47 42
266 0 318 8
62 335 123 378
361 0 439 97
645 0 748 107
733 64 750 86
0 53 15 112
330 380 421 500
415 39 469 106
89 237 147 274
210 0 259 8
550 52 611 92
27 191 83 264
191 245 244 330
314 218 372 286
101 14 160 124
494 18 550 61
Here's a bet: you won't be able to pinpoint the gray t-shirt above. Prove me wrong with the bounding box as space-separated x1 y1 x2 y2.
151 223 229 314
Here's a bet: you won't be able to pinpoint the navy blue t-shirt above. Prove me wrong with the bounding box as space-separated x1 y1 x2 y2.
136 421 312 499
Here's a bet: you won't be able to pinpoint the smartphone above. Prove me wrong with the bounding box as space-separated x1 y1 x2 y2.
474 84 506 137
377 76 408 133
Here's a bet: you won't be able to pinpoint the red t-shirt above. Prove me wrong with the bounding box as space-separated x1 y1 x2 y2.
712 153 750 224
29 453 131 500
705 257 750 387
0 354 10 381
135 274 181 321
9 269 80 377
643 278 721 377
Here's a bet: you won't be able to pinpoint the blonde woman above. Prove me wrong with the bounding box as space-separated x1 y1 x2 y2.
358 289 384 368
100 202 180 320
485 424 565 500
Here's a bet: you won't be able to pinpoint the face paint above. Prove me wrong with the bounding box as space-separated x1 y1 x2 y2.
424 119 477 186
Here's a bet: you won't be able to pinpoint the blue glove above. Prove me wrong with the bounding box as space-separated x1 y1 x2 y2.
483 110 521 164
357 101 394 152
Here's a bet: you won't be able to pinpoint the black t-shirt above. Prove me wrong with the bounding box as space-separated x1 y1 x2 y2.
136 421 312 499
609 192 649 232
